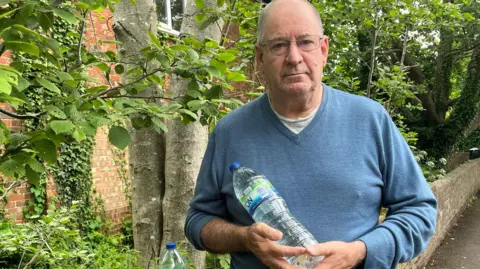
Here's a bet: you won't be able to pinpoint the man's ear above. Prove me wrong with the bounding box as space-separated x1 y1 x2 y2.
321 35 329 68
256 44 264 70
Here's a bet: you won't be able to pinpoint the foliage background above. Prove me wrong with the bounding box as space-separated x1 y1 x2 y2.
1 0 480 268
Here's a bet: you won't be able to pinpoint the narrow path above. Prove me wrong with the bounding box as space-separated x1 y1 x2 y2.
425 192 480 269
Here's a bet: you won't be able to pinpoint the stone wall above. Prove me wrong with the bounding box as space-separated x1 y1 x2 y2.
399 158 480 269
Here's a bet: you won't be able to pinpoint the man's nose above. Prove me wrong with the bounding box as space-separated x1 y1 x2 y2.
285 42 303 65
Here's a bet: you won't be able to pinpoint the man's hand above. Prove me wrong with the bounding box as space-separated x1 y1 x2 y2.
306 241 366 269
241 222 307 269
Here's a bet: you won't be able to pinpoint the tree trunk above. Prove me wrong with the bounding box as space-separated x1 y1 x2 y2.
433 28 454 120
357 30 371 92
432 43 480 157
391 39 440 126
113 2 164 268
162 1 224 268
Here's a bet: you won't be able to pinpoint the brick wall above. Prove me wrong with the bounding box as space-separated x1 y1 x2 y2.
2 178 57 224
1 9 130 230
91 127 130 232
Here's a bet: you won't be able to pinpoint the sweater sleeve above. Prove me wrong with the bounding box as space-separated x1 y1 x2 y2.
358 109 438 268
184 130 227 250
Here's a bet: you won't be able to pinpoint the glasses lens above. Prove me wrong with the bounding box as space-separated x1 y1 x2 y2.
265 36 320 55
296 36 320 52
267 40 289 55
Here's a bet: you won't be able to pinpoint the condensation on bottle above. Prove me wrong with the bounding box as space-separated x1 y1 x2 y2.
159 242 186 269
230 161 324 268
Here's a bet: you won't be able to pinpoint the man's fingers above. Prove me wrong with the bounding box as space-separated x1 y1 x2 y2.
305 242 333 257
268 257 306 269
252 222 283 241
270 244 307 257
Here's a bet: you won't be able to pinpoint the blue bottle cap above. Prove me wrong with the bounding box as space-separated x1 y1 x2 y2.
229 161 241 173
166 242 176 249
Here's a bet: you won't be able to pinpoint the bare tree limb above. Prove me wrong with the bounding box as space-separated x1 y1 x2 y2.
366 19 379 98
0 108 45 120
115 21 141 44
86 68 164 102
0 180 26 201
78 10 89 63
219 0 237 47
399 28 408 70
110 95 176 101
39 232 54 256
88 11 100 50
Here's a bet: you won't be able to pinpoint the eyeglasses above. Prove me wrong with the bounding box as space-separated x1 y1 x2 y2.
260 35 323 56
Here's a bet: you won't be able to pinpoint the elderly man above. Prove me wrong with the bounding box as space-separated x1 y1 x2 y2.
184 0 437 268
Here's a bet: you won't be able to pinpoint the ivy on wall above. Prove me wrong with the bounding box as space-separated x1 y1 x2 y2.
10 16 102 231
49 138 96 231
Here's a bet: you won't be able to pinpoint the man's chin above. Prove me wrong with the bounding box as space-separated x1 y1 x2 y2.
283 83 311 94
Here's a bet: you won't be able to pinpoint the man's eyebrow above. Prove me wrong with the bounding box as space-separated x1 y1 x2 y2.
268 34 313 40
269 36 289 41
297 34 314 38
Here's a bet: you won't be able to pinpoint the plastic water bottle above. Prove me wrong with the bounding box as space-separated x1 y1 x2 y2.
159 242 186 269
230 161 323 268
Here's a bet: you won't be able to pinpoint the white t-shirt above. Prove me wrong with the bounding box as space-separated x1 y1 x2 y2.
269 100 319 134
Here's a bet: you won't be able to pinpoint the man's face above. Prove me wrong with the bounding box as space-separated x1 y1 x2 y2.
256 1 329 97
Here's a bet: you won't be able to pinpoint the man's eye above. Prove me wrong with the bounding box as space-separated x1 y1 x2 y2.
271 42 288 49
298 39 314 45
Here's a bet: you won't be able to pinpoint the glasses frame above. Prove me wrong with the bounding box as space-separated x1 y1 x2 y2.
260 35 324 56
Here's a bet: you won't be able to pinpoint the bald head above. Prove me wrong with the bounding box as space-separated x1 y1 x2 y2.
257 0 324 44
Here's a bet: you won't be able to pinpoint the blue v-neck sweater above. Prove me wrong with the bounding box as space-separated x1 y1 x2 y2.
185 85 437 269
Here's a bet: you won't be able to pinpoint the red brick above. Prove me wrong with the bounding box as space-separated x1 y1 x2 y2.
8 193 23 201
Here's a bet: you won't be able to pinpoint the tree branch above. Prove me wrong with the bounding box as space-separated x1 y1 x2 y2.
0 108 45 119
86 68 164 102
78 10 89 63
0 180 26 201
115 21 141 44
219 0 237 47
445 41 480 58
109 95 176 101
366 21 379 98
88 11 100 50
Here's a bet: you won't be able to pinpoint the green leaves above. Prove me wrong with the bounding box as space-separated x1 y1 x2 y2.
12 24 41 39
4 41 39 57
205 85 222 99
0 159 24 178
52 8 79 24
195 0 205 10
151 118 168 134
33 139 57 165
226 71 246 82
114 64 125 74
0 69 19 95
205 66 221 77
186 49 199 61
36 78 61 94
49 120 75 134
46 105 67 119
72 128 87 142
39 12 54 31
217 53 237 63
26 165 40 186
195 13 207 22
108 126 131 150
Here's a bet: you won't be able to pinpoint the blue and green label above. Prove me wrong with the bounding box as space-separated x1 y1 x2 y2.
240 176 280 215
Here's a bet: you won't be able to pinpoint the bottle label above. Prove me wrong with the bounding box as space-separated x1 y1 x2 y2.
240 176 280 215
